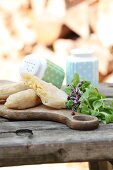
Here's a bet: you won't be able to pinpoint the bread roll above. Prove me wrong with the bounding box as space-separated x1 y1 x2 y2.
0 82 29 100
22 74 68 109
5 89 41 109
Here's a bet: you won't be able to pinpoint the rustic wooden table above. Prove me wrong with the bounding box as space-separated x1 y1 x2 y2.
0 83 113 170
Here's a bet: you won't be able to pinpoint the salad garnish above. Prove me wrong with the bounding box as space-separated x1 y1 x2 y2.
65 73 113 124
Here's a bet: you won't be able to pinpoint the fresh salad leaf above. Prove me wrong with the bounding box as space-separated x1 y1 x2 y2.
65 85 72 95
80 81 91 92
66 100 74 109
65 72 113 124
72 73 80 87
92 100 103 111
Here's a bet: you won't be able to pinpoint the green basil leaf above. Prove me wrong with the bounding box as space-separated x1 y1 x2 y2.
80 104 90 115
88 96 99 102
80 81 91 92
79 91 89 101
99 111 113 124
89 87 99 96
102 108 113 114
65 86 72 95
93 100 103 110
72 73 80 87
66 100 74 109
90 109 100 116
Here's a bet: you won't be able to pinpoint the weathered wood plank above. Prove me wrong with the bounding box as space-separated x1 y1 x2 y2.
0 117 9 122
0 119 112 133
89 161 113 170
0 120 67 133
99 83 113 97
0 121 113 166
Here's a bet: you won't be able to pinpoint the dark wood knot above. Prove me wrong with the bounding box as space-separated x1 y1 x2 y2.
16 129 33 137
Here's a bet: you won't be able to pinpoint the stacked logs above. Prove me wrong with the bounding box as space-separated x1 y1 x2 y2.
0 0 113 82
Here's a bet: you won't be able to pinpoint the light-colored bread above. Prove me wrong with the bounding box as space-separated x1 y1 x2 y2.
0 82 29 100
5 89 41 109
22 74 68 109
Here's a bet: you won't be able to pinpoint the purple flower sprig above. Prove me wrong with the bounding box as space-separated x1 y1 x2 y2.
66 81 85 115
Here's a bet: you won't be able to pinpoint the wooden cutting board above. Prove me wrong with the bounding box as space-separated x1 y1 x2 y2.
0 80 99 130
0 104 99 130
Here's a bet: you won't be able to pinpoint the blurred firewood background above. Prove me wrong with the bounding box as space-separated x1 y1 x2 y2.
0 1 112 170
0 0 113 83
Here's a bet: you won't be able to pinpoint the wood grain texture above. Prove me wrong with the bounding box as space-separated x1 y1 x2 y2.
0 104 99 130
0 120 113 166
89 161 113 170
99 83 113 97
0 81 112 166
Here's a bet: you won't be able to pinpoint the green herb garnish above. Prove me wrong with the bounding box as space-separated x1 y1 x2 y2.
65 73 113 124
